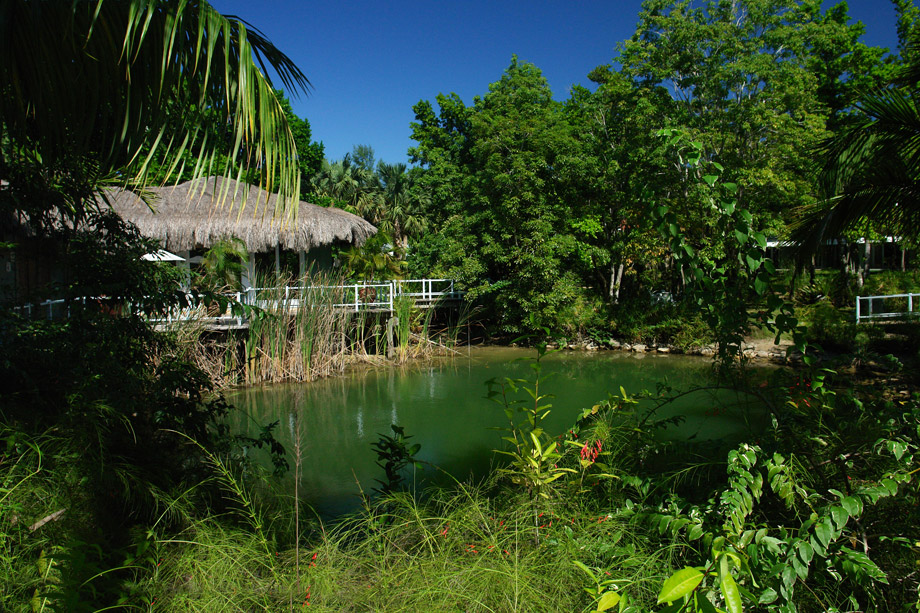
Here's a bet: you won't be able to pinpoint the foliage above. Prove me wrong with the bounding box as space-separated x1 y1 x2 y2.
0 0 309 219
371 425 422 496
410 57 597 334
197 237 249 292
618 0 886 231
486 332 574 502
311 153 378 215
340 231 406 281
275 90 326 193
626 383 920 612
649 130 806 367
793 0 920 256
794 85 920 253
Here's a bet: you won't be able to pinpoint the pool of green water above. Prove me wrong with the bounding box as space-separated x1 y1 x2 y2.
230 347 766 516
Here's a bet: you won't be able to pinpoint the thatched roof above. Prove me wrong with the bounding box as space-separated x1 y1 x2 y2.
106 176 376 252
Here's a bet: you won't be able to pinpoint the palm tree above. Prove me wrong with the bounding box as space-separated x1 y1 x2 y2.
0 0 309 219
198 237 249 292
793 85 920 255
312 155 379 215
376 162 429 250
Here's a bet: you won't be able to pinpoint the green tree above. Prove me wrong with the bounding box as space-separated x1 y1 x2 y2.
410 57 591 334
0 4 307 605
199 237 249 291
351 144 377 173
564 67 674 304
312 154 379 215
617 0 888 234
376 162 429 250
792 1 920 256
276 90 326 193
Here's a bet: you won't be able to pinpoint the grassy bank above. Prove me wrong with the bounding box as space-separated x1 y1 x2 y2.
5 340 918 611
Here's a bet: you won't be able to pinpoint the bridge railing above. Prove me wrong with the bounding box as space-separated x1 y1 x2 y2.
235 278 461 313
856 293 920 323
9 279 463 326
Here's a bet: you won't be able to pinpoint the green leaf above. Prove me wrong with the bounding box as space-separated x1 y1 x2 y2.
814 518 834 548
596 591 621 611
703 174 719 186
830 505 848 531
720 571 743 613
657 567 704 604
688 524 704 541
797 541 814 565
573 560 594 579
841 496 863 517
696 595 719 613
758 587 778 604
723 183 738 195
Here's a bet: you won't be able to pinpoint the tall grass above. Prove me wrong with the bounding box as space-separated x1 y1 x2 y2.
168 271 470 388
145 479 672 612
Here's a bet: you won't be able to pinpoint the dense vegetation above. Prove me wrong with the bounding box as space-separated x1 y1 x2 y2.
304 0 917 340
3 0 920 611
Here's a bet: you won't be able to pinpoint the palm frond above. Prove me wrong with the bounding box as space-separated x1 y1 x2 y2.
0 0 309 216
792 86 920 254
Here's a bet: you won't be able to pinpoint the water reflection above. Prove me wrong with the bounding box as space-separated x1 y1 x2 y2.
230 348 761 516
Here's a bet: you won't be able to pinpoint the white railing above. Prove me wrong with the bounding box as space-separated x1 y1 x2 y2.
235 278 462 313
856 293 920 323
10 279 463 327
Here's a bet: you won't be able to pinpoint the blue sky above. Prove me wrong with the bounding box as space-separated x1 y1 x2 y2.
211 0 901 167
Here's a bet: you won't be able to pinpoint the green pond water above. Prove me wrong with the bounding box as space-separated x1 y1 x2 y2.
230 347 767 516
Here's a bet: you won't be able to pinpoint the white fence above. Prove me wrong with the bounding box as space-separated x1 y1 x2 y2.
12 279 463 328
235 278 461 313
856 293 920 323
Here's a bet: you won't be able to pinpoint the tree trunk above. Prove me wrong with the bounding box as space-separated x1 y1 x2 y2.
858 241 871 289
611 262 625 304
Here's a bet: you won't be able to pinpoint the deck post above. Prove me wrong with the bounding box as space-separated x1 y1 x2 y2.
910 293 914 317
354 284 359 312
856 297 861 323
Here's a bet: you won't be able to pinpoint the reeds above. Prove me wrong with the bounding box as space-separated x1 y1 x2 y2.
170 271 470 388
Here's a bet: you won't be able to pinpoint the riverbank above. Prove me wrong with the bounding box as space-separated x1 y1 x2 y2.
547 334 793 362
148 344 920 610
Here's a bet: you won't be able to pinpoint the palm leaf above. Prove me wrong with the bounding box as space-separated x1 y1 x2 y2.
0 0 309 217
792 86 920 254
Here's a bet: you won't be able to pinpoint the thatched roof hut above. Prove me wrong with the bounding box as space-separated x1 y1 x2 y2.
106 176 376 253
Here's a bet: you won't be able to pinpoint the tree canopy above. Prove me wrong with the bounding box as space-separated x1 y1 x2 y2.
404 0 897 334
